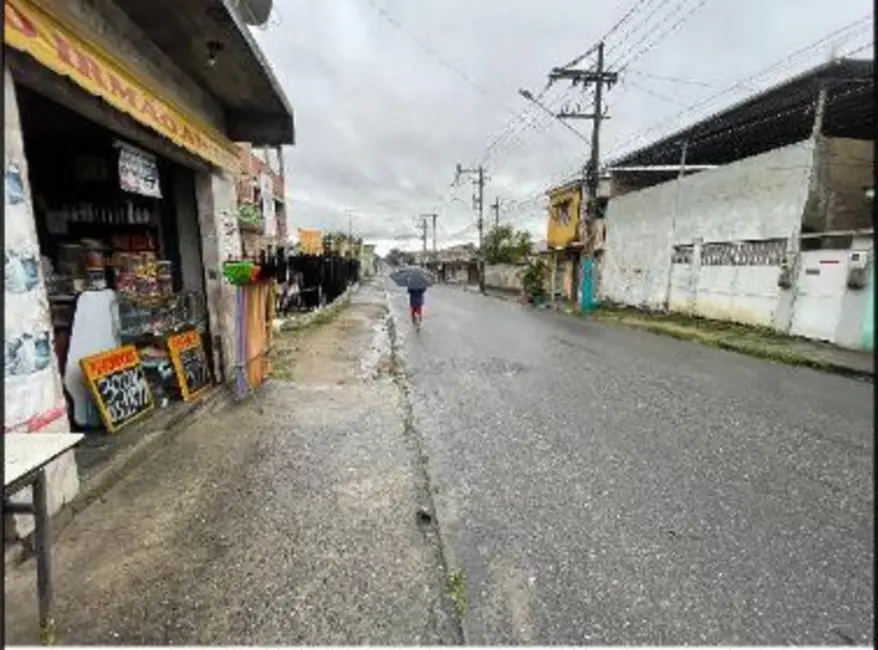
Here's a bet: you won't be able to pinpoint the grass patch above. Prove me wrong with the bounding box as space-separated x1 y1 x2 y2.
269 298 352 379
593 304 786 340
280 298 350 333
602 316 864 375
446 568 467 619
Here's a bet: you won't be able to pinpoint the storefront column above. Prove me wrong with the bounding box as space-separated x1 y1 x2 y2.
194 169 243 388
4 65 80 539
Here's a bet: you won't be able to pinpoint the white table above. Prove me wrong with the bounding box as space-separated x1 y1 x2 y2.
4 433 84 645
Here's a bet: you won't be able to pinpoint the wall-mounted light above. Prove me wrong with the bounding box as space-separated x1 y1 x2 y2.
207 40 224 67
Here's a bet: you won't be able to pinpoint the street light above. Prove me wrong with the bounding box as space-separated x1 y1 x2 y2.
518 89 590 144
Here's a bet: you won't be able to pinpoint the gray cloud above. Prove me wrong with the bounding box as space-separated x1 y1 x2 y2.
254 0 872 254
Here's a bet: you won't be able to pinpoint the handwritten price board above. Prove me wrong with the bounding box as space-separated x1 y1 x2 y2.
167 330 212 402
80 345 155 432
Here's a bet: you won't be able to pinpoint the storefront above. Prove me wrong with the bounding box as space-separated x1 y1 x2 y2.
3 0 294 548
11 84 215 431
4 0 239 438
5 0 294 537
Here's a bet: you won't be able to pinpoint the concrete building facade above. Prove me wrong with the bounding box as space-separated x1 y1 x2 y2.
598 58 873 350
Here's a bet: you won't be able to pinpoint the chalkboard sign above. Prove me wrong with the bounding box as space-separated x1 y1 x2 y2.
81 345 155 432
167 330 212 402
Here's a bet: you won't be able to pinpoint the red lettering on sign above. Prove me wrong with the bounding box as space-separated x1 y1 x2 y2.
181 124 198 146
74 50 107 89
5 3 38 37
53 32 76 67
85 347 137 377
158 112 178 135
140 98 159 122
108 72 138 108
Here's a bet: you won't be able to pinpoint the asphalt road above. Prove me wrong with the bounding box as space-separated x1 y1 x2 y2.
388 282 874 645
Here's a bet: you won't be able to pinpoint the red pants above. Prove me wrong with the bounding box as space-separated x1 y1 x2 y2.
410 305 423 320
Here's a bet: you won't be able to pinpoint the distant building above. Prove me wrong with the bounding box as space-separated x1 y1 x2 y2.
236 143 287 255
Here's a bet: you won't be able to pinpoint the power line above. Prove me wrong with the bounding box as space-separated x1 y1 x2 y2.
624 69 721 88
605 15 872 160
505 81 870 220
363 0 518 117
479 85 571 165
613 0 714 73
624 78 688 105
484 89 588 167
559 0 656 69
611 82 871 163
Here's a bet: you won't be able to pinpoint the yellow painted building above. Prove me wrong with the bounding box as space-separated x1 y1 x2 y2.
546 181 583 248
545 180 584 303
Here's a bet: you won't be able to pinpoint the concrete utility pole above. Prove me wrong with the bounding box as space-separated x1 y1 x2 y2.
491 196 500 228
420 213 438 256
421 216 429 257
549 41 618 224
453 164 487 294
549 40 617 311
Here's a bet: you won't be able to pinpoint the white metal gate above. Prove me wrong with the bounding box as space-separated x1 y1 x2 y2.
789 251 848 343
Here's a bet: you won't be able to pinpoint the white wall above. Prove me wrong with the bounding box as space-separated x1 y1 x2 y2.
600 139 816 316
484 263 524 292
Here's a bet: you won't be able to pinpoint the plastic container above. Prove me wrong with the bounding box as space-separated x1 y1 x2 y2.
223 260 255 285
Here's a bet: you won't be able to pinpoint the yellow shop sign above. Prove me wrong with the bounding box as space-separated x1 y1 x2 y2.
298 229 323 255
4 0 239 171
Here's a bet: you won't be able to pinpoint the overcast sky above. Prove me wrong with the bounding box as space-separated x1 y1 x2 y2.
253 0 872 255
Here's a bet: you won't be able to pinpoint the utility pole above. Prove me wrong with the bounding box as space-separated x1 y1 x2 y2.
550 40 617 222
420 213 438 257
453 164 486 294
421 216 429 258
549 40 617 312
491 196 500 228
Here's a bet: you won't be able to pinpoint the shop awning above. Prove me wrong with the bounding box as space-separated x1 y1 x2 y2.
114 0 295 147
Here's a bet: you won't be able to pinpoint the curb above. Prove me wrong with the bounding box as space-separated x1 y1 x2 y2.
5 386 232 568
599 317 874 381
460 285 522 302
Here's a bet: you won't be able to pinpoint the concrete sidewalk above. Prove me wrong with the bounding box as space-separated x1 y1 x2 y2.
4 280 460 645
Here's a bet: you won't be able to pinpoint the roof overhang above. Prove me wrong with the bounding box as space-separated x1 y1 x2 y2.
609 58 873 169
116 0 295 146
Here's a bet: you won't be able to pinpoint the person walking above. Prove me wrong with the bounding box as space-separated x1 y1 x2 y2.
408 287 426 330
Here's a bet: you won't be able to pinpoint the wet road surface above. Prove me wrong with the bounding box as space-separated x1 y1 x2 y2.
4 279 872 645
388 282 873 645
